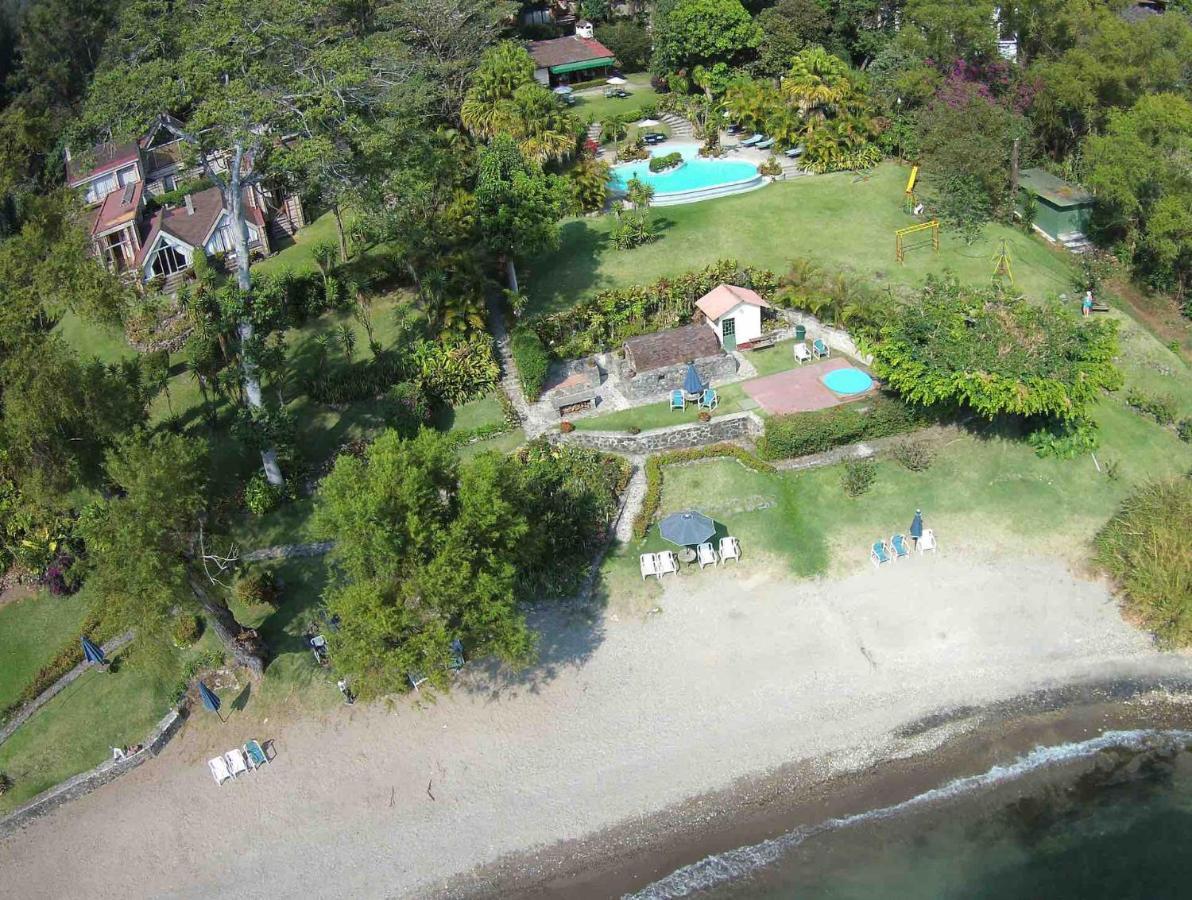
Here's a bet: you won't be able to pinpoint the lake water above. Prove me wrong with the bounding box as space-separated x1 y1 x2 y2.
629 730 1192 899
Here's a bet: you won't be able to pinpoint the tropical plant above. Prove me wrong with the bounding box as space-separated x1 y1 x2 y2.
782 46 853 122
568 158 611 213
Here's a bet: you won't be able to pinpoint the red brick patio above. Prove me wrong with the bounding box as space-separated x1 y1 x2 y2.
744 357 874 414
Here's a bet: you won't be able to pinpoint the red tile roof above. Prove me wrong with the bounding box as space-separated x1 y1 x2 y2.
91 180 144 236
695 284 771 321
527 35 615 69
134 186 264 266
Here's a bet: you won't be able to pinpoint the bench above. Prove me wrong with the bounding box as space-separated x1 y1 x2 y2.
738 334 777 352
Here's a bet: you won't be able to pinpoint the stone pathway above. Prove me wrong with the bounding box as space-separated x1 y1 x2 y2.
486 293 546 438
614 456 648 543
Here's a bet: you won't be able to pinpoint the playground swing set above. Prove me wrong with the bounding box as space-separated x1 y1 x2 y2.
895 165 940 264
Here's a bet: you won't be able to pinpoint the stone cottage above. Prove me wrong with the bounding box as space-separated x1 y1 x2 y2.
620 324 738 402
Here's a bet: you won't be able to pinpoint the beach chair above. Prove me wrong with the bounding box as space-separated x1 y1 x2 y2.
785 145 805 158
656 551 679 578
699 388 718 410
756 137 775 150
209 756 232 785
408 671 428 691
225 749 249 778
891 534 910 561
793 342 812 364
244 740 268 769
670 390 685 411
696 542 718 569
813 338 830 359
871 540 891 570
740 133 763 147
919 528 937 554
640 553 659 580
719 536 740 564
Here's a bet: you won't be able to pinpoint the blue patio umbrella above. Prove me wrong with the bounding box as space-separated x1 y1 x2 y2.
80 636 106 666
910 509 923 541
682 363 704 396
659 510 716 547
197 681 222 715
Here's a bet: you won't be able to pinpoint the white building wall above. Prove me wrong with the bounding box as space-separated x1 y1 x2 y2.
713 303 763 346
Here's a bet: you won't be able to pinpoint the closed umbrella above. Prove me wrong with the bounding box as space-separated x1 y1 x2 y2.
80 636 106 666
197 681 225 722
682 363 704 397
659 510 716 548
910 509 923 543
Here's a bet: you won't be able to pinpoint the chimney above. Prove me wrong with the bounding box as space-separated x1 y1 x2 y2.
184 194 194 215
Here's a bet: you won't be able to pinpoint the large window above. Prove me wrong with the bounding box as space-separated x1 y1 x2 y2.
151 243 188 277
207 221 237 254
84 173 118 204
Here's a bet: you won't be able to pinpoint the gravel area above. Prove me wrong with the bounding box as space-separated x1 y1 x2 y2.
1 553 1188 898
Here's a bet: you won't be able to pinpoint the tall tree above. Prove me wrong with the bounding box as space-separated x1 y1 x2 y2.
475 135 571 293
754 0 830 78
651 0 762 76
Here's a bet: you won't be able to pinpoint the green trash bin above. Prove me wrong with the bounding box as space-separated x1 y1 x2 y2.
795 324 807 341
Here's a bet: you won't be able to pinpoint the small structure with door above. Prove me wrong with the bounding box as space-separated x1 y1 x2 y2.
1017 168 1094 245
695 284 772 351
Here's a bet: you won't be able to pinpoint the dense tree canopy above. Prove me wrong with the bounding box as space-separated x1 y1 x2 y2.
652 0 762 77
869 277 1122 420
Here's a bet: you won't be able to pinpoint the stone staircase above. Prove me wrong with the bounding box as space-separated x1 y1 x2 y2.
585 121 603 146
660 112 694 139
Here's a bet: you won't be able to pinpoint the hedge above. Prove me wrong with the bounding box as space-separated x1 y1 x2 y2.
758 394 931 460
633 444 775 539
510 327 551 402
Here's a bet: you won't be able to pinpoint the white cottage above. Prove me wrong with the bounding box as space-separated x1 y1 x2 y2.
695 284 772 350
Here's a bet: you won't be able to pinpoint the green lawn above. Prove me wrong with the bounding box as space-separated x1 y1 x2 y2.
252 210 343 277
571 73 658 124
574 383 755 431
524 163 1075 317
0 645 179 812
604 396 1192 608
52 311 135 364
434 393 507 433
0 590 90 711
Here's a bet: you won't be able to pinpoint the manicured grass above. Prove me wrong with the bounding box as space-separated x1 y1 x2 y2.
523 163 1075 317
52 311 134 364
742 339 805 378
0 645 179 812
571 73 658 124
0 590 90 711
604 396 1192 606
434 393 507 433
574 383 755 431
456 427 527 460
252 210 343 277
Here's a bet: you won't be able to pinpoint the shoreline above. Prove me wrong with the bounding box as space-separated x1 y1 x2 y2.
452 678 1192 899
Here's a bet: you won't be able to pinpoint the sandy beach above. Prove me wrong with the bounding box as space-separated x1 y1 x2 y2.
2 552 1191 899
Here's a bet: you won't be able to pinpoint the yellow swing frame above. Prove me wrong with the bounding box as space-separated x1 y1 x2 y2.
894 220 940 264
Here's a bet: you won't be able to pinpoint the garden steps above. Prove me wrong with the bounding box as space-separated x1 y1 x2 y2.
659 113 693 138
614 457 648 544
485 292 545 437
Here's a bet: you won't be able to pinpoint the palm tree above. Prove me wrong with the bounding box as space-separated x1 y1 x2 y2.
508 84 580 165
461 42 537 139
782 46 854 123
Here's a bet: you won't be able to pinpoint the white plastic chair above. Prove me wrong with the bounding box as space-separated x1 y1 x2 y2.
656 551 679 578
719 536 740 564
918 528 937 554
793 343 812 364
640 553 658 580
696 542 718 568
225 749 249 778
209 756 232 785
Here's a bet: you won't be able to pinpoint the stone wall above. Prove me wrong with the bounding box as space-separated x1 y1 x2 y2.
551 411 763 455
0 704 188 839
619 352 738 403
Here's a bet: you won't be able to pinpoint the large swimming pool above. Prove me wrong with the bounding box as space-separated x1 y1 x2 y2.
609 146 763 206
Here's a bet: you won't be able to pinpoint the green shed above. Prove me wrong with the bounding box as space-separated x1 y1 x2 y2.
1017 168 1093 242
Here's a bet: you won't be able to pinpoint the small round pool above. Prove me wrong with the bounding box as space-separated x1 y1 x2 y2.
822 367 874 395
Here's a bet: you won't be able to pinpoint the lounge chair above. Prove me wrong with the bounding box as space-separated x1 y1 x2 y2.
225 749 249 777
209 756 232 785
719 536 740 564
656 551 679 578
871 540 891 569
244 740 268 769
785 145 805 158
756 138 775 150
813 338 830 359
696 542 718 569
640 553 659 580
793 342 812 364
408 671 428 691
919 528 937 554
670 390 685 411
740 133 763 147
891 534 910 560
699 388 718 410
449 638 465 671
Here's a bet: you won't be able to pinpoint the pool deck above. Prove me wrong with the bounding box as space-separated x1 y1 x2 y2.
744 357 876 414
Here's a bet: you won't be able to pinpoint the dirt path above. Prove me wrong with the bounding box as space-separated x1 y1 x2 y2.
1 553 1186 899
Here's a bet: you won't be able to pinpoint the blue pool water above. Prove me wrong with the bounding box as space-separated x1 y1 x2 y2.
609 147 759 198
822 367 874 395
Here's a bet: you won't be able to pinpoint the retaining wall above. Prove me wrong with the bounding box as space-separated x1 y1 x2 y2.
0 704 188 839
551 410 763 455
771 310 872 363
